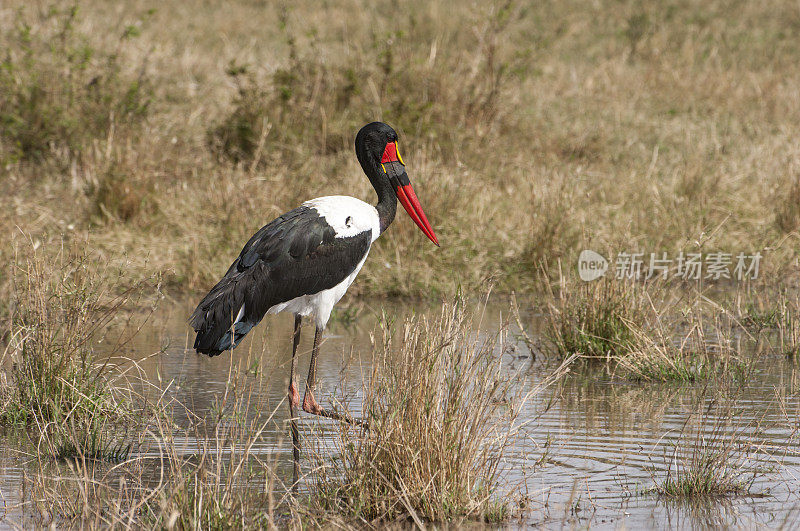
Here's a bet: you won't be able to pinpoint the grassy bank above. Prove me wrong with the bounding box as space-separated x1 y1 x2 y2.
2 0 799 302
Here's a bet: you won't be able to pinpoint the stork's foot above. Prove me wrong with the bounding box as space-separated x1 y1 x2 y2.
302 391 370 429
302 391 322 415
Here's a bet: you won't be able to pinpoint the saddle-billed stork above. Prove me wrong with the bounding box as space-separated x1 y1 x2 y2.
189 121 438 489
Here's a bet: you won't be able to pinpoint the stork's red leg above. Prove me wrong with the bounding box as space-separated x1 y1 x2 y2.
302 326 369 429
288 314 302 492
301 326 324 415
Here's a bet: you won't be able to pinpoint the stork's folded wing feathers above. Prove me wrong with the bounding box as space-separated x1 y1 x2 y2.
190 205 371 356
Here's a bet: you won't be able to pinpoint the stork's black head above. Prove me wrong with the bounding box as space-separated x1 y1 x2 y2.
355 122 439 246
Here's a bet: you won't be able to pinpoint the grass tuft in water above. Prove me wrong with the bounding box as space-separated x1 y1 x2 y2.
0 238 152 460
650 400 760 498
309 293 538 524
25 358 288 528
619 307 751 384
733 289 800 358
545 278 647 360
543 276 754 383
147 407 276 529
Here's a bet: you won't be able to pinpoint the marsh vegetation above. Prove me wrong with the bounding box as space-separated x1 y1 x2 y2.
2 242 796 527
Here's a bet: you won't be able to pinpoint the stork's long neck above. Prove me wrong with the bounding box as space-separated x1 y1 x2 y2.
373 174 397 233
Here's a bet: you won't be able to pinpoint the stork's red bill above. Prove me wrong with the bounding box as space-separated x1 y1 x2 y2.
381 141 439 246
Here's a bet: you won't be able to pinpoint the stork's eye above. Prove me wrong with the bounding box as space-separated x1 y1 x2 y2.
345 216 353 226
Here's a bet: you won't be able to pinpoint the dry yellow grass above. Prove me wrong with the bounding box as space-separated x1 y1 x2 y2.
309 294 532 524
2 0 799 303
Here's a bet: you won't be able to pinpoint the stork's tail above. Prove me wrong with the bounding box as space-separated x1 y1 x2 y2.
189 278 260 357
192 319 256 357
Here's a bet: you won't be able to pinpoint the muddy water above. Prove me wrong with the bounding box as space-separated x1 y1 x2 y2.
2 297 800 529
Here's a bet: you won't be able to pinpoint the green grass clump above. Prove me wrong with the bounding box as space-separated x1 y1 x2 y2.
657 460 750 498
651 401 758 498
309 295 523 524
621 348 712 384
543 277 754 383
546 279 647 359
741 304 782 331
734 290 800 358
736 290 786 331
617 307 746 384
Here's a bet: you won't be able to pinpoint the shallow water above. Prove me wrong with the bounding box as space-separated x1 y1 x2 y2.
2 296 800 529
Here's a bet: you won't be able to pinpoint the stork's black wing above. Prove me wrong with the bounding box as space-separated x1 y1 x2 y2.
190 206 371 356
